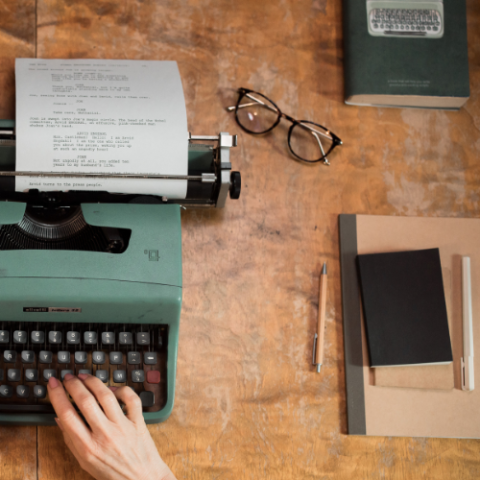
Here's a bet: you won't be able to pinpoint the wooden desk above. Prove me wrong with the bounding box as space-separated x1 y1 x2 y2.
0 1 479 478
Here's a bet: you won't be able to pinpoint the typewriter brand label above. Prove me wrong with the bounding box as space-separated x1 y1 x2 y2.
23 307 82 313
144 249 159 261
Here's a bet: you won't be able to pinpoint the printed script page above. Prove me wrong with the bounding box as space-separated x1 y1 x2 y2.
15 59 188 198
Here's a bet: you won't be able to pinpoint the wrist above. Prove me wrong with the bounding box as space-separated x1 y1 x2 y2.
159 472 177 480
156 466 177 480
146 457 176 480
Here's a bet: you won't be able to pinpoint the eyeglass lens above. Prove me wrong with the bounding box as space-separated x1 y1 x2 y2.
236 92 279 134
289 122 334 162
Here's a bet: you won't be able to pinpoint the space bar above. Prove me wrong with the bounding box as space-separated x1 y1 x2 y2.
0 404 56 413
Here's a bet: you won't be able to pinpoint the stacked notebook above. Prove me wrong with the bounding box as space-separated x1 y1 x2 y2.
339 214 480 439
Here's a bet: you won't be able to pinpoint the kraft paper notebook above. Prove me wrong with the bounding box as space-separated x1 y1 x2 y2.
339 214 480 438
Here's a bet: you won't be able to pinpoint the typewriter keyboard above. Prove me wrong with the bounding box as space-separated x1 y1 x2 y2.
0 323 168 414
369 8 443 37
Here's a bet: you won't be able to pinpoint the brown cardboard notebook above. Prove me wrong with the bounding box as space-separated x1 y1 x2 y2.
339 214 480 438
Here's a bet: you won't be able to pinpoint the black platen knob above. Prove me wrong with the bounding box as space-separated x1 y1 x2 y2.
230 171 241 200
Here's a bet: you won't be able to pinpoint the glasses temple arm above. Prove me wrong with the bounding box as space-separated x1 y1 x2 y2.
226 102 259 112
226 93 279 115
300 123 335 142
312 132 330 165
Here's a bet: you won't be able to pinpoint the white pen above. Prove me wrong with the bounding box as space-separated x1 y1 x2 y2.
461 256 475 391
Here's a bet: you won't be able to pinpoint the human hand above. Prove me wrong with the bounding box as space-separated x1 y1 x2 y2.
47 374 176 480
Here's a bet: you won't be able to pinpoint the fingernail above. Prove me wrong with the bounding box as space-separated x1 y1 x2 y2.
63 373 74 381
55 417 64 431
48 377 60 389
109 386 118 392
78 373 89 380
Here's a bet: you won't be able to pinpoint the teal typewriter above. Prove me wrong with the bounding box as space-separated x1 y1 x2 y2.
0 119 240 425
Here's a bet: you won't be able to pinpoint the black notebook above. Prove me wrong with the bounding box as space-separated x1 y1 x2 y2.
357 248 453 367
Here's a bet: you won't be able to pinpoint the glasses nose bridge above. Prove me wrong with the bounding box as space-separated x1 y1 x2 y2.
280 112 296 123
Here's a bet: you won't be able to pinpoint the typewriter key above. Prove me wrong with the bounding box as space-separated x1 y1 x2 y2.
144 352 157 365
21 350 35 363
0 385 13 398
58 351 71 364
16 385 29 398
75 351 87 364
119 332 133 345
43 369 56 381
109 352 123 365
84 331 97 344
92 351 106 365
39 351 53 364
140 391 155 407
131 370 145 383
31 331 45 344
7 369 21 382
33 385 46 399
136 332 150 345
146 371 160 384
13 330 27 344
4 350 16 363
96 370 108 383
49 331 62 344
113 370 126 383
25 369 38 382
67 331 80 345
127 352 141 365
102 332 115 345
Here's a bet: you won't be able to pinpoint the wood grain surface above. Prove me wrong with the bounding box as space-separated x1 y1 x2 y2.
1 0 480 478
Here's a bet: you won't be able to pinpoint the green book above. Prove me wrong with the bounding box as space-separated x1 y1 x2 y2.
343 0 469 109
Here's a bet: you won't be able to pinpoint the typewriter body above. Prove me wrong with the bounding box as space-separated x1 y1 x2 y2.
0 119 240 425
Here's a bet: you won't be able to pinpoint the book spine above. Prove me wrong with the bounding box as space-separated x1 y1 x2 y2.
342 0 355 101
338 214 367 435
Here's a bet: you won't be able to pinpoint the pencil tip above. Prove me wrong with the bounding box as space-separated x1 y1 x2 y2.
317 364 321 373
322 262 327 275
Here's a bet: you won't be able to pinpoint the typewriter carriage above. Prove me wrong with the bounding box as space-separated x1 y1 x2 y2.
0 122 240 253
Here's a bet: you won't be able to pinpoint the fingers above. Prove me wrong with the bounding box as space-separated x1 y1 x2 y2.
74 374 126 423
47 377 91 445
52 373 143 434
111 386 145 426
61 374 112 429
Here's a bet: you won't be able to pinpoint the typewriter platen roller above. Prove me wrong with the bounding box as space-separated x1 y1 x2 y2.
0 119 240 425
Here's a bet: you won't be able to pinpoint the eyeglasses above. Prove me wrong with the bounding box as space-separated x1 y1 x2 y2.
227 88 342 165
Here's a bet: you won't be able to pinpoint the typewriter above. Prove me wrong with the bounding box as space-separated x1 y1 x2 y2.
0 119 240 425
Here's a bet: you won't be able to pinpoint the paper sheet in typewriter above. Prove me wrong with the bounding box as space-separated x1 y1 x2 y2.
15 59 188 198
